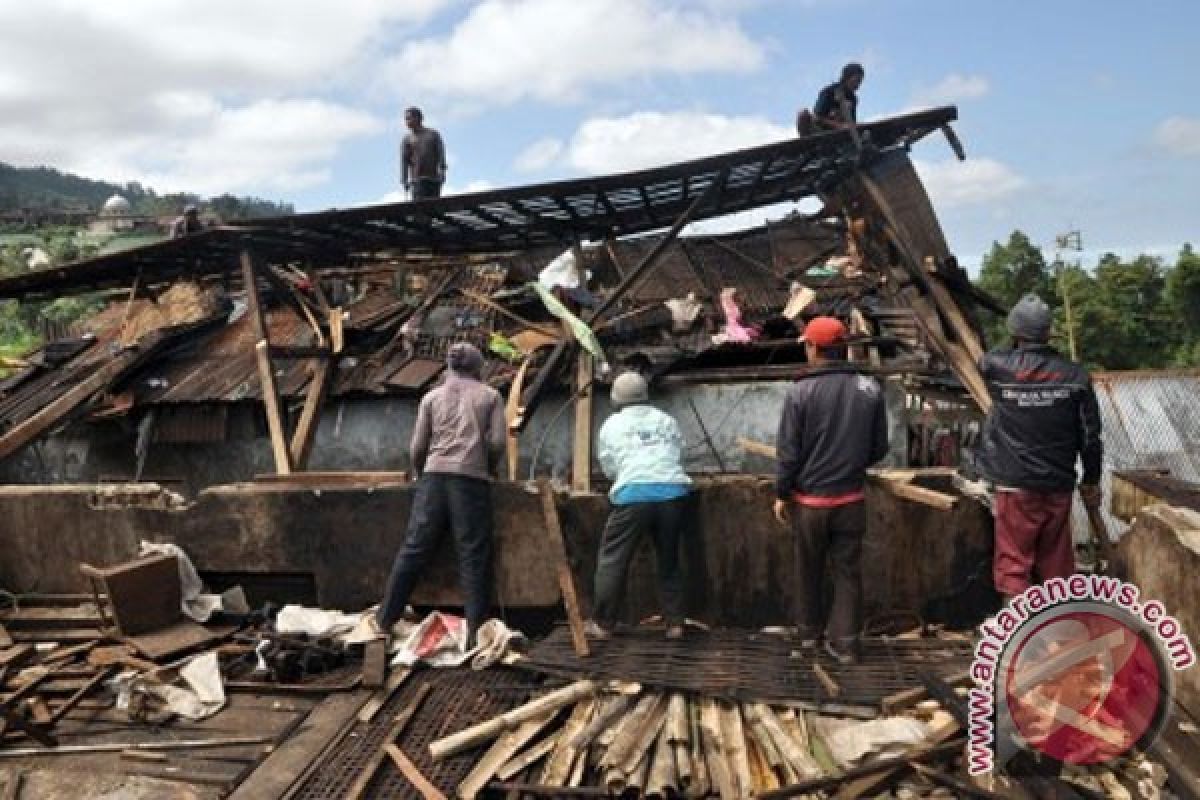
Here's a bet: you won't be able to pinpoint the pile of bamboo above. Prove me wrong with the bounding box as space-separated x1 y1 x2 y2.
429 680 862 799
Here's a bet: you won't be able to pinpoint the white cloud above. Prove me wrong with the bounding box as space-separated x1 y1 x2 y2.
514 138 565 173
563 111 791 174
0 1 444 194
382 0 764 106
910 73 990 108
914 158 1027 208
373 179 496 206
1153 117 1200 157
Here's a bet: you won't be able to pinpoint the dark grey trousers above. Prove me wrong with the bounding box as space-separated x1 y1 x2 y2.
376 473 493 636
592 497 689 627
792 500 865 645
411 178 443 200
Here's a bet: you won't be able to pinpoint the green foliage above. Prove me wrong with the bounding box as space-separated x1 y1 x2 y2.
0 161 293 219
976 231 1056 347
974 231 1200 371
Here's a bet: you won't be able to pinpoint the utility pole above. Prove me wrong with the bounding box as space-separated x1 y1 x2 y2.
1054 230 1083 361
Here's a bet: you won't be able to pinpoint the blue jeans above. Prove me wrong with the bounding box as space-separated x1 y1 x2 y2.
377 473 493 637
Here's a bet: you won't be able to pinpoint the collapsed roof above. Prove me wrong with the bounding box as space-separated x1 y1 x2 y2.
0 106 995 467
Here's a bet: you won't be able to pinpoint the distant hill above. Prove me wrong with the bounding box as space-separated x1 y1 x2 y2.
0 162 293 220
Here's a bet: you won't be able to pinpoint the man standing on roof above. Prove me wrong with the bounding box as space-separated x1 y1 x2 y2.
374 342 504 646
401 107 447 201
976 295 1104 600
774 317 888 665
587 372 693 641
796 62 865 136
170 204 202 238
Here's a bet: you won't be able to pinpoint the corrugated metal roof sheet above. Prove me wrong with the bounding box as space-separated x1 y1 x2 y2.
1075 370 1200 543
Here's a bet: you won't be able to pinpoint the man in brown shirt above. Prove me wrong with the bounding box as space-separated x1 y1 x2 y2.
401 107 447 201
376 343 504 643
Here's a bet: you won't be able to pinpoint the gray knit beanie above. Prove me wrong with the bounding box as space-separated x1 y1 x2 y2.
447 342 484 376
1007 294 1052 342
611 371 649 407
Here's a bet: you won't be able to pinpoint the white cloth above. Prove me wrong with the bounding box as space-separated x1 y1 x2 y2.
275 605 363 638
111 651 226 721
538 248 588 289
388 612 527 669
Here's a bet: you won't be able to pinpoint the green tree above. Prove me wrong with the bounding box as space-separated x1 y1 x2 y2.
1167 244 1200 365
1071 254 1175 370
976 230 1056 347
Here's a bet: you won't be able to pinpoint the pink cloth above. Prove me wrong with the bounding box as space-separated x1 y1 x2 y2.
716 288 760 343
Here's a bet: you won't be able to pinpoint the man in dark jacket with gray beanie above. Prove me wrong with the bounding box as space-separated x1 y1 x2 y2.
375 342 504 643
977 294 1103 599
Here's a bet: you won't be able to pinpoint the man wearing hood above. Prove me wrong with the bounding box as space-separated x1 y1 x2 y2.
375 343 504 644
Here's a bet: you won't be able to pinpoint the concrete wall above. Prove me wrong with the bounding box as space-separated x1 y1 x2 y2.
0 381 908 496
0 477 991 630
1115 504 1200 716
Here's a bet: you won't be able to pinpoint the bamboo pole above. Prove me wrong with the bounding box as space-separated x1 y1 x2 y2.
457 711 557 800
429 680 595 762
539 697 595 787
495 733 560 782
601 693 663 775
570 693 633 750
699 699 735 800
753 704 822 781
684 699 710 799
645 724 678 799
616 695 668 777
720 702 754 799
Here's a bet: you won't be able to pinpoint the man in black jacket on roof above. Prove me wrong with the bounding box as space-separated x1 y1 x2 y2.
976 294 1104 599
774 316 889 664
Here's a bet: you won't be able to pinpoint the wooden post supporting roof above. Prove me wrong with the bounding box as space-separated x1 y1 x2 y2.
241 250 293 475
572 352 594 493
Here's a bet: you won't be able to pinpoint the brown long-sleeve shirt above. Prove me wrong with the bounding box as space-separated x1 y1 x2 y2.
410 372 505 481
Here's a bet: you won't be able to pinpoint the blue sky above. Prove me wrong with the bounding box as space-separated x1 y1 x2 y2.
1 0 1196 269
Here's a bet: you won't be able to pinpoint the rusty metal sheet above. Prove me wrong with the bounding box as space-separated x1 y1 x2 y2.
522 625 974 708
386 358 445 391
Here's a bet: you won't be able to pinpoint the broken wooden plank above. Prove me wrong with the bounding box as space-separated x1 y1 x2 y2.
868 472 958 511
538 481 589 658
385 743 448 800
252 471 408 487
571 352 594 493
48 665 116 725
430 680 596 762
343 682 432 800
357 667 412 724
459 710 557 800
289 357 331 470
812 663 840 699
362 638 388 689
229 690 371 800
737 436 777 460
255 339 293 476
0 344 145 461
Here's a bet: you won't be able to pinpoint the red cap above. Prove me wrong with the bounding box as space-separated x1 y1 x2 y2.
800 316 848 347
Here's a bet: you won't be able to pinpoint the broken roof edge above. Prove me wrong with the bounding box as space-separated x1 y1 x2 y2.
236 106 959 229
0 106 958 302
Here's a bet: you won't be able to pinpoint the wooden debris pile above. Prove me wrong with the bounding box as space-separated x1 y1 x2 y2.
417 676 1177 800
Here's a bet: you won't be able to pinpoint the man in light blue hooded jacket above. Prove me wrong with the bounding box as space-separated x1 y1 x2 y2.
588 371 692 640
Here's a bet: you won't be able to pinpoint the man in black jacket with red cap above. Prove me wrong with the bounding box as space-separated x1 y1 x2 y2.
976 294 1104 599
774 316 889 664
